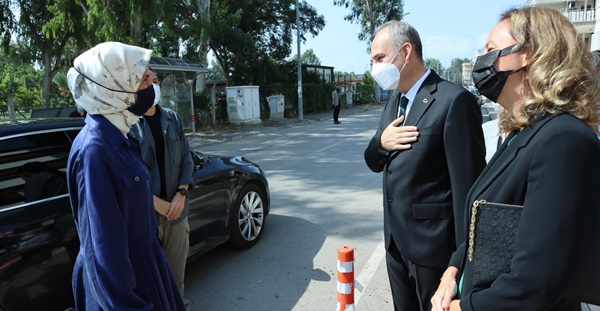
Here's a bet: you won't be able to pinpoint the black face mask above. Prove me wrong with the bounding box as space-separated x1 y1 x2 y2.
128 85 155 116
472 44 525 103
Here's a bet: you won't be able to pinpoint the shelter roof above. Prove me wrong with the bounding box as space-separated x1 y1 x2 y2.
149 56 208 74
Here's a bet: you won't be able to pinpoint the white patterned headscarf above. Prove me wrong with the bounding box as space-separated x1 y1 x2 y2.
67 42 152 135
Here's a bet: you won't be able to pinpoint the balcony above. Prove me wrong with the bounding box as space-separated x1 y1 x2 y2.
563 8 596 23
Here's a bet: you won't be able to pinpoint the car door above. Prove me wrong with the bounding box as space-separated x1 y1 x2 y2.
187 151 228 257
0 128 80 311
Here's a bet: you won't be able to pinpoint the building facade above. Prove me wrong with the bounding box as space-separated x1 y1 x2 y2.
527 0 598 50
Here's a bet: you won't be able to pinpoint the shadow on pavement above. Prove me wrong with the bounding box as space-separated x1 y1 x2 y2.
184 214 329 310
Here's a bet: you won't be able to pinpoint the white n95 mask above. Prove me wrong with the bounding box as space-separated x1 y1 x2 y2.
152 83 161 106
371 51 407 91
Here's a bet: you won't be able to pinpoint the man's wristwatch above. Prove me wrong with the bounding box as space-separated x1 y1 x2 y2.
177 188 188 196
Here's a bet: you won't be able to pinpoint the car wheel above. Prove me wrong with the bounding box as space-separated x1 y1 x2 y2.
227 184 266 249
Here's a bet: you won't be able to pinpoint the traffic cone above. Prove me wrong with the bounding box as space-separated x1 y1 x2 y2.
336 246 354 311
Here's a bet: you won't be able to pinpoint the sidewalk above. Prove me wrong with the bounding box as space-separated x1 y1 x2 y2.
187 103 383 148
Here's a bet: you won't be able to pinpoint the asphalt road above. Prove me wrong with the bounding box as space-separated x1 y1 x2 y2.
183 108 393 311
181 107 600 311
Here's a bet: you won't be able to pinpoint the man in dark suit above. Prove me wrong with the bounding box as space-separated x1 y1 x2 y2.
364 20 485 311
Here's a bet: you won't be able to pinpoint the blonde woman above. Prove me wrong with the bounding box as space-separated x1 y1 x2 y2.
432 7 600 311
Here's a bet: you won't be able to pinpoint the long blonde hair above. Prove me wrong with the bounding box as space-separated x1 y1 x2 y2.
499 7 599 134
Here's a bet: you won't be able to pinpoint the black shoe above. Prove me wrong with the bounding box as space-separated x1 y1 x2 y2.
334 121 341 124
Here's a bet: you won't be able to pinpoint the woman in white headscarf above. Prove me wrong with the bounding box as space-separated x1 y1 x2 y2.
66 42 185 311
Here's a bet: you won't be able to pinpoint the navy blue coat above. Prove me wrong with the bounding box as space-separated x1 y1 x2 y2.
67 115 184 310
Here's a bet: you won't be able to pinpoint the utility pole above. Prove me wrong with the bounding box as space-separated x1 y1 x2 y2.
296 0 303 120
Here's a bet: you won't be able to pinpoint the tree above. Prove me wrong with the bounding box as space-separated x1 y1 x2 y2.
52 72 75 108
425 58 444 74
300 48 321 65
0 0 88 108
355 72 374 104
0 0 15 52
447 57 471 86
334 0 406 102
0 45 44 119
206 59 226 81
77 0 164 46
205 0 325 85
334 0 406 45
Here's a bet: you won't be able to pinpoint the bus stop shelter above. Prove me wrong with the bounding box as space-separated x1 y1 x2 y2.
149 56 208 135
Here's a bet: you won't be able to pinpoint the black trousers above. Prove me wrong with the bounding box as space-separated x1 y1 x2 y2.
386 237 445 311
333 104 340 122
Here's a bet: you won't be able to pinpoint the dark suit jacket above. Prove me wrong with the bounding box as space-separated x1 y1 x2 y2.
364 71 486 268
450 112 600 311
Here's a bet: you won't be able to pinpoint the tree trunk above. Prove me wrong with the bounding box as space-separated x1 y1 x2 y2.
42 52 53 109
7 74 15 120
198 1 210 66
130 5 143 44
7 94 15 120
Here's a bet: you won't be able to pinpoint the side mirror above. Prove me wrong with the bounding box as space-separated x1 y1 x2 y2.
192 151 208 170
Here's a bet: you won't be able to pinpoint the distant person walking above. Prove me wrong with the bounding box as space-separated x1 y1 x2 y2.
332 87 341 124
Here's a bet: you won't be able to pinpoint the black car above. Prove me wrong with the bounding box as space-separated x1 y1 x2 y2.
0 118 269 311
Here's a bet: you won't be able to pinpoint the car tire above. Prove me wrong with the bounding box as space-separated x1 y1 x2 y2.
227 183 266 249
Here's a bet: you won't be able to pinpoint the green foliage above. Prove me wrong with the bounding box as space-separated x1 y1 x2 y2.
425 58 445 74
0 49 45 115
447 57 471 86
1 0 88 108
354 72 374 105
206 0 325 84
192 89 218 126
0 0 16 52
206 60 226 81
269 64 334 117
334 0 406 44
273 82 332 117
300 48 321 65
51 72 75 108
424 57 470 85
14 85 42 112
81 0 161 45
334 0 406 102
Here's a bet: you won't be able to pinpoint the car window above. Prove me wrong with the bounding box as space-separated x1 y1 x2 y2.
0 129 77 209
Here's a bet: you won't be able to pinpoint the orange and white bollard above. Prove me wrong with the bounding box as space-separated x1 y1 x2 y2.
336 246 354 311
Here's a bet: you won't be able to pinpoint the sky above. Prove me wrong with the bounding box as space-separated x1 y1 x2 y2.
296 0 530 73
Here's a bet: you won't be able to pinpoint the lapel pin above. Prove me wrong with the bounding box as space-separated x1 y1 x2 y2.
423 98 428 104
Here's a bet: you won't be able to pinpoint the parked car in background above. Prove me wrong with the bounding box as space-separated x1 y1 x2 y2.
0 118 269 311
467 87 487 106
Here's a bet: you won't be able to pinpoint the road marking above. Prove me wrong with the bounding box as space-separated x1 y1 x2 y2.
354 238 386 305
314 137 352 154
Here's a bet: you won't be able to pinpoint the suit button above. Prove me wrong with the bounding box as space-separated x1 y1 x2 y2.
387 196 393 202
134 176 140 182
